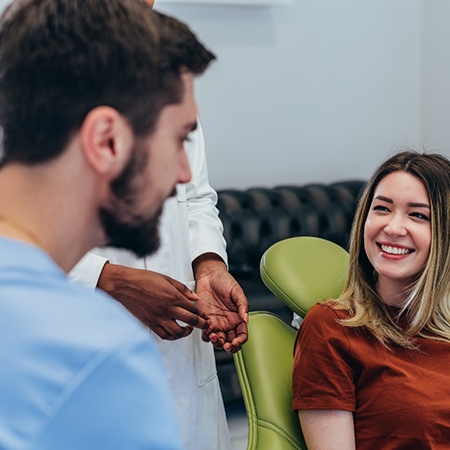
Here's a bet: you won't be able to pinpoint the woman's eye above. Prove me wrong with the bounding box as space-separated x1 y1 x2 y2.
411 212 430 221
372 205 389 212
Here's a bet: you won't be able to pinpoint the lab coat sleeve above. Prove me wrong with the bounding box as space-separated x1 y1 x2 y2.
186 121 228 266
69 252 109 289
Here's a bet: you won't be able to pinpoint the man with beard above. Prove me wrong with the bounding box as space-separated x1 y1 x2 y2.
0 1 215 449
70 1 249 447
72 123 248 450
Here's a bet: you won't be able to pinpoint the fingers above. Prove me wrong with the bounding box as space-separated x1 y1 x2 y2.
173 292 210 330
226 321 248 352
175 309 210 330
166 286 210 330
167 277 200 301
207 330 227 349
148 322 194 341
205 320 248 353
231 286 249 324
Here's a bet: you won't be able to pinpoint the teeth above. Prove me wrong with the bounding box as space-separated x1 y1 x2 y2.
381 245 411 255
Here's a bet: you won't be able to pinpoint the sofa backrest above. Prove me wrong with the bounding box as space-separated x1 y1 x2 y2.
217 180 367 278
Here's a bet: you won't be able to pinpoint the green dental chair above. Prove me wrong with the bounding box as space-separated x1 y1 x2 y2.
233 236 349 450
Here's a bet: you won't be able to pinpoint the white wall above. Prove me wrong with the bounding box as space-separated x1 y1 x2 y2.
2 0 443 190
423 1 450 153
157 0 424 189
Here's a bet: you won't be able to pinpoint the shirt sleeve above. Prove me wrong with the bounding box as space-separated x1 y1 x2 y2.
185 120 228 266
292 303 356 412
68 252 109 289
32 331 183 450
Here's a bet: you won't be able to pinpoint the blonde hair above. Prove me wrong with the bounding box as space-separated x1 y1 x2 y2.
331 151 450 348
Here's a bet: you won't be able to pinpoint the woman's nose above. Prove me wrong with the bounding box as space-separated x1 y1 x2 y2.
384 215 407 236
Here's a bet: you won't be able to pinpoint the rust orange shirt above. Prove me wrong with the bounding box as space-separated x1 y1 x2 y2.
293 303 450 449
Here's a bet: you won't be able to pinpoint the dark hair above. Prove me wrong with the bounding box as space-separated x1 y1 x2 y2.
0 0 215 165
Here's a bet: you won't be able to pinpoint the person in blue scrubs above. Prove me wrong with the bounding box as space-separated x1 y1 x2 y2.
0 1 215 448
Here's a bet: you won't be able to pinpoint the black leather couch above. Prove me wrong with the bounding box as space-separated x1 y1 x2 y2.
214 180 367 403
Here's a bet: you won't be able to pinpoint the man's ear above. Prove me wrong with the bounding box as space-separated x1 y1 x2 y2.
79 106 134 178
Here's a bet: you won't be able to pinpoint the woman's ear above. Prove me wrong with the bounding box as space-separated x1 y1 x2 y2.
79 106 134 179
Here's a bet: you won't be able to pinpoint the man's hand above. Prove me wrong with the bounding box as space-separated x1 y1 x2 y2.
193 253 249 353
97 263 210 340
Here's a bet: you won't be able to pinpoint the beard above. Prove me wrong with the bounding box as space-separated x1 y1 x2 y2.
98 140 171 258
99 205 162 258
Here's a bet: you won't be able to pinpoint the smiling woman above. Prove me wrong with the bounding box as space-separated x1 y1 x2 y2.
363 171 431 306
292 150 450 450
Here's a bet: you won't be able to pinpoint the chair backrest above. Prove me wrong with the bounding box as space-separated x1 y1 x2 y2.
260 236 349 318
234 236 349 450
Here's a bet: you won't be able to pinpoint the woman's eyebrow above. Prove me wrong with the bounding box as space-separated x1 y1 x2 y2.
373 196 430 209
408 202 430 209
374 195 392 203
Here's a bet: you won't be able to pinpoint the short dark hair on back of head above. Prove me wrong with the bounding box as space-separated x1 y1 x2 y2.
0 0 215 166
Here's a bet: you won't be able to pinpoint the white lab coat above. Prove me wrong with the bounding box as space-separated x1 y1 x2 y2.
70 124 231 450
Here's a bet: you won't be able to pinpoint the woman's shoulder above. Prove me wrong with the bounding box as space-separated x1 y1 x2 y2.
296 302 353 352
306 301 349 322
300 302 354 338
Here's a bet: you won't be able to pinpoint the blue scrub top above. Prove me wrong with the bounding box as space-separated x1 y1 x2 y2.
0 238 182 450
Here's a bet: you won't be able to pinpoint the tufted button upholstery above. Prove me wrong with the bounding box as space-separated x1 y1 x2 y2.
218 180 366 278
215 180 367 403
